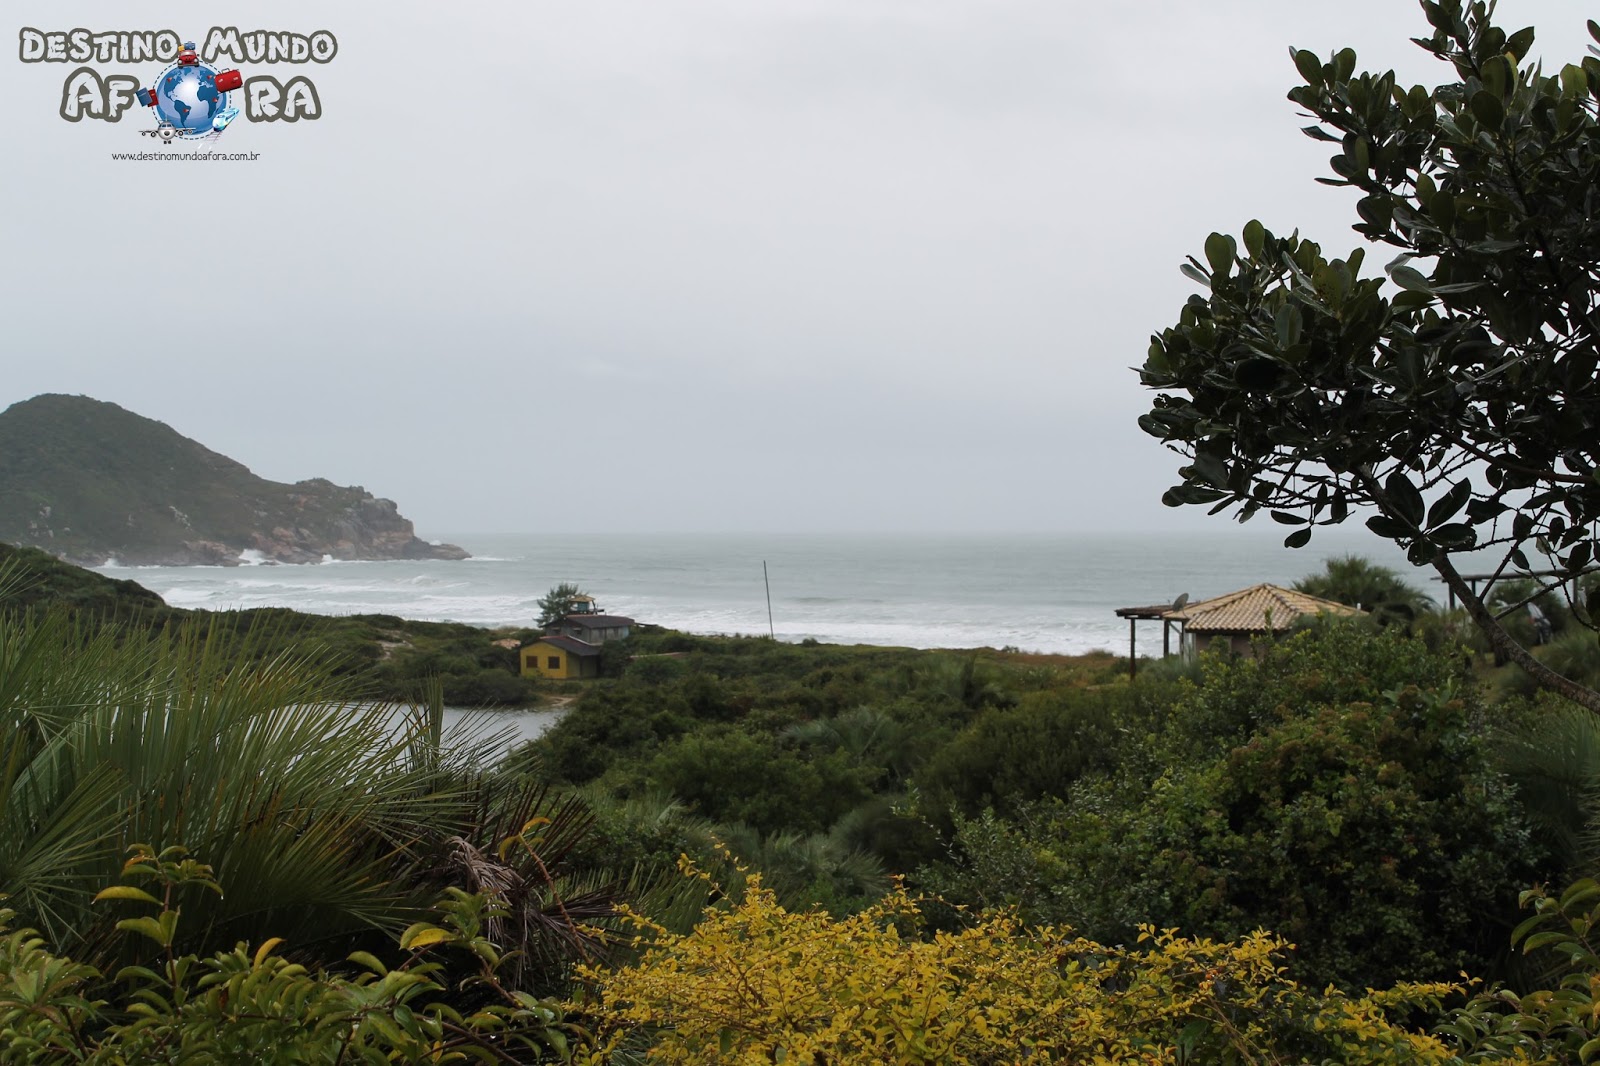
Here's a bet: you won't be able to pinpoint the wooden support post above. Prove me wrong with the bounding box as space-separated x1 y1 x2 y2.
1128 617 1137 681
1162 620 1171 658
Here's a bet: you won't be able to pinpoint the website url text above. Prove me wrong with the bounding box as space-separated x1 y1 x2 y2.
111 150 261 161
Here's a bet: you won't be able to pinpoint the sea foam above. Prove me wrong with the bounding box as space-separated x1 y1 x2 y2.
93 530 1423 656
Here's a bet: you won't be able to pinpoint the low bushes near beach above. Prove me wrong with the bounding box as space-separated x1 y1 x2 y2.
530 633 1129 910
14 539 1600 1043
535 621 1570 997
18 847 1600 1064
7 554 1600 1059
918 625 1539 993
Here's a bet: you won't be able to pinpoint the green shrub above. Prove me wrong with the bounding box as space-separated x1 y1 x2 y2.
0 848 575 1063
921 629 1536 991
625 654 687 684
916 686 1156 823
646 729 873 836
439 667 536 707
1513 630 1600 697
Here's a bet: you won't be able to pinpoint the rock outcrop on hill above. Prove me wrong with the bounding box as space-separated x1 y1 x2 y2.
0 394 469 566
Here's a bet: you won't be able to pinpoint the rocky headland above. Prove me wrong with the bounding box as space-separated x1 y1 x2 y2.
0 394 469 567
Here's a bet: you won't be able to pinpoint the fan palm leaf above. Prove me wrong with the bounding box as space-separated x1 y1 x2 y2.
1497 699 1600 876
0 604 501 964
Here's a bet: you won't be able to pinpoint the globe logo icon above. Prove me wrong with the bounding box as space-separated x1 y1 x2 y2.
134 40 244 145
154 63 224 137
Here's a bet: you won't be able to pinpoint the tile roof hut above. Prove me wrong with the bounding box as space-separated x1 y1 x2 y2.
1167 583 1363 656
1115 583 1365 678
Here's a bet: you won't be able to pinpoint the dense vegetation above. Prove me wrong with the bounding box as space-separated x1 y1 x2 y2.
0 566 651 1061
531 616 1563 993
16 525 1600 1061
8 578 1600 1061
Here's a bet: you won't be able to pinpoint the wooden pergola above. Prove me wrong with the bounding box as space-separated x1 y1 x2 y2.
1433 568 1600 609
1112 603 1182 681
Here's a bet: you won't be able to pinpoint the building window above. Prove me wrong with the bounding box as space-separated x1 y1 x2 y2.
547 656 561 670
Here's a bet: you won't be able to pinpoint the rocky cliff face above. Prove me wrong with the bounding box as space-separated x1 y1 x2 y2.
0 395 470 567
232 483 471 566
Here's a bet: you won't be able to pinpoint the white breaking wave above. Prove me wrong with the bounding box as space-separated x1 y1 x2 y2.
92 530 1422 656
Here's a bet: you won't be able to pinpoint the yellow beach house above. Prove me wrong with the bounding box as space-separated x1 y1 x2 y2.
520 595 638 680
520 634 602 680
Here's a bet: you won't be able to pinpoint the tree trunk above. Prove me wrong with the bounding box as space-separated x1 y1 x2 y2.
1432 552 1600 714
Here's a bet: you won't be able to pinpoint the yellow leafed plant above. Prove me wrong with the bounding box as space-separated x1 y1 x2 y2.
569 863 1464 1065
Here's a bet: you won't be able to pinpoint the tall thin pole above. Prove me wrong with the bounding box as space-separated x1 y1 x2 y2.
763 560 775 640
1128 617 1137 681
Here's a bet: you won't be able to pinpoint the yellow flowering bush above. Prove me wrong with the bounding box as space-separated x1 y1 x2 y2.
570 867 1463 1065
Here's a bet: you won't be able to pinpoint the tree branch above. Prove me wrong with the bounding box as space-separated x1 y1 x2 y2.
1356 469 1600 712
1432 552 1600 714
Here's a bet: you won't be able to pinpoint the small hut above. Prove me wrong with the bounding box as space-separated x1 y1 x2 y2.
1116 583 1364 676
1166 583 1363 656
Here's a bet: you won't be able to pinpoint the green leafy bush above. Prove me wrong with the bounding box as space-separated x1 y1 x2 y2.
647 729 872 836
922 628 1537 991
915 686 1161 824
0 847 575 1063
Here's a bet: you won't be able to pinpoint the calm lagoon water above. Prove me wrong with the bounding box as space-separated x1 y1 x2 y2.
432 706 568 755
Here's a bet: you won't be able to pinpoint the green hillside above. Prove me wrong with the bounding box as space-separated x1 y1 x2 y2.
0 394 467 565
0 541 172 616
0 540 538 707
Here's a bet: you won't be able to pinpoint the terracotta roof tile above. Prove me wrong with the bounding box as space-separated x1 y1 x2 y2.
1163 583 1363 633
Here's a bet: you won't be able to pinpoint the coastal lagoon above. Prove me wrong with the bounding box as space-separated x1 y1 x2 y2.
428 706 568 758
101 530 1426 656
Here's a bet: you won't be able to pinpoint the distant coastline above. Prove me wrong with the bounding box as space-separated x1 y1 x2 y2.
0 394 469 567
95 529 1427 657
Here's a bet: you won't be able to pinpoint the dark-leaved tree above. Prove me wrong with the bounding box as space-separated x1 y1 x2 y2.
1140 0 1600 711
1294 554 1434 628
536 582 588 629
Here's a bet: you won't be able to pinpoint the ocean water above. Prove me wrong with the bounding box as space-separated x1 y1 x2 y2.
99 530 1428 657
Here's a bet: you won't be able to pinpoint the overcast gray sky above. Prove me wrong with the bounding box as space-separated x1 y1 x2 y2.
3 1 1592 537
